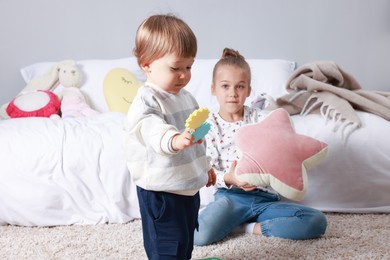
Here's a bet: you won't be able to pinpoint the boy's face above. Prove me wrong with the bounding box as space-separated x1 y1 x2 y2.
142 53 194 94
212 65 251 121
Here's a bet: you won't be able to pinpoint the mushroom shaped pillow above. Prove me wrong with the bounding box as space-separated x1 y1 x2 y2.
6 90 61 118
234 108 328 201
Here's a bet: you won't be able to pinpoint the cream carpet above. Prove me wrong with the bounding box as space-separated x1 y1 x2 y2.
1 213 389 260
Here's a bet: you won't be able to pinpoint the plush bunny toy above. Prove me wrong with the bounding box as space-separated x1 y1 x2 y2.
0 60 99 119
55 60 99 118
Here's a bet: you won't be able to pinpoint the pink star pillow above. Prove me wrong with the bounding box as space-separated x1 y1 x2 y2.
234 108 328 201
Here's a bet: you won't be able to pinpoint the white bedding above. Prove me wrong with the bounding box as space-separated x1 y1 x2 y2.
1 110 390 226
0 113 140 226
293 111 390 213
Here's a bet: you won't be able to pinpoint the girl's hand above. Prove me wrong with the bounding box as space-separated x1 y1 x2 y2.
172 129 201 151
224 161 257 192
206 168 216 187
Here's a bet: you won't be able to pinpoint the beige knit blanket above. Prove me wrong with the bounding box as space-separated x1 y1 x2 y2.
276 61 390 141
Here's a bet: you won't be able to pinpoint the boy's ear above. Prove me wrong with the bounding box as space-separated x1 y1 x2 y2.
141 63 150 73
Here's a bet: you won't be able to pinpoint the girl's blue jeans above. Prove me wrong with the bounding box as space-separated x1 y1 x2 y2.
194 188 327 246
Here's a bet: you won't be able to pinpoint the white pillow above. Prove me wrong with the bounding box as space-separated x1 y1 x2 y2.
21 57 146 113
21 57 295 113
186 59 296 111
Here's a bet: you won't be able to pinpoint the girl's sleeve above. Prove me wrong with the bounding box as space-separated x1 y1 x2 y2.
205 121 231 189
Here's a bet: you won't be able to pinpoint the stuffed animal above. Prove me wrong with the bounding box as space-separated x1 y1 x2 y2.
0 62 62 119
55 61 99 118
6 90 61 118
251 93 279 111
0 60 99 119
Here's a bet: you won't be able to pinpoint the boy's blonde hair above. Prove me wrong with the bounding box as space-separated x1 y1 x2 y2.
133 14 197 67
212 48 251 85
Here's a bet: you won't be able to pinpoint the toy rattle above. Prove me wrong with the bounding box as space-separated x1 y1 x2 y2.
185 107 211 142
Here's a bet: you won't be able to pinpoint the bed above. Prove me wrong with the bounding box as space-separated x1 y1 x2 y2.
1 57 390 227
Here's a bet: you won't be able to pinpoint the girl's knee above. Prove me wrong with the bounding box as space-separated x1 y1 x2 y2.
194 197 234 246
312 211 328 235
194 223 218 246
194 232 212 246
302 209 328 238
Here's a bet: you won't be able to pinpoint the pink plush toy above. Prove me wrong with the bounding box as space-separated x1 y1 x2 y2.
234 108 328 201
55 61 99 118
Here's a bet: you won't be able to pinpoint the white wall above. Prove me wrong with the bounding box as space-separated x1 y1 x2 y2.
0 0 389 104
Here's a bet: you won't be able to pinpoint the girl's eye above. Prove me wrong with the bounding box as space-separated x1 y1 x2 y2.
236 85 244 89
222 84 229 89
186 66 192 70
170 67 179 71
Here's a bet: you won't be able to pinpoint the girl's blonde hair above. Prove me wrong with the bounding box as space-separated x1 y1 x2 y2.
133 14 197 67
212 48 251 84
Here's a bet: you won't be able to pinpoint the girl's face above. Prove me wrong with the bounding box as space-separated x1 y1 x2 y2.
141 53 194 94
212 65 251 122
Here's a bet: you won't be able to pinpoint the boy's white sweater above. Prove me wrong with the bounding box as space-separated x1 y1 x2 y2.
124 83 209 196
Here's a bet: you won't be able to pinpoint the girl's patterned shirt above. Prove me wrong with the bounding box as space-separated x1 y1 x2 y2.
206 106 267 189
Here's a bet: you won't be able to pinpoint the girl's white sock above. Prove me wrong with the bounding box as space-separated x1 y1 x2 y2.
232 223 257 234
244 223 256 234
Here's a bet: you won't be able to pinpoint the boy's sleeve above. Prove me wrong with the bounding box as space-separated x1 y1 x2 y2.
126 94 180 156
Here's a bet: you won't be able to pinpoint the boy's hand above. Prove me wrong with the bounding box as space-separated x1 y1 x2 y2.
206 168 216 187
172 129 202 151
224 161 257 192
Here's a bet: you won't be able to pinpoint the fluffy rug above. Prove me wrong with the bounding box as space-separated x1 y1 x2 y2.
1 213 389 259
